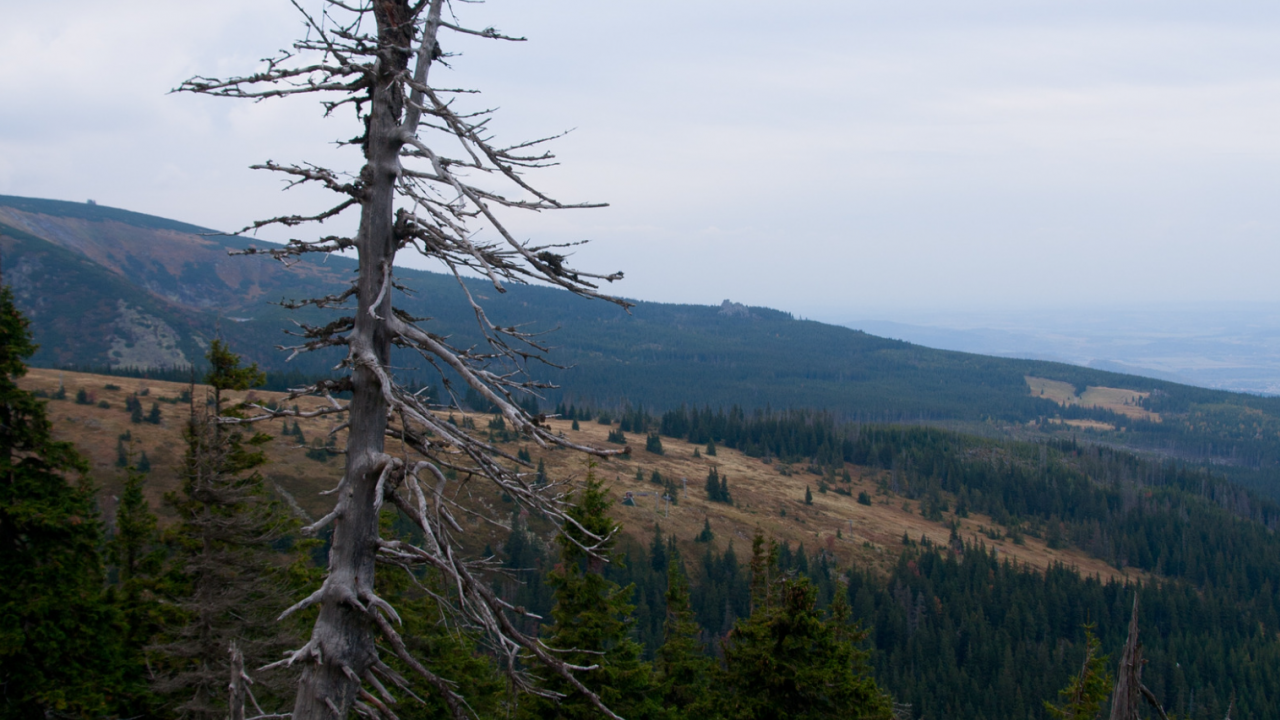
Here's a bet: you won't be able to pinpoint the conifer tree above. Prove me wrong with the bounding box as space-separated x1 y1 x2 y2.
375 513 506 718
0 286 125 718
646 433 665 455
116 436 129 467
723 533 893 720
520 469 658 720
152 340 302 719
654 544 715 719
106 464 170 715
1045 626 1111 720
649 524 669 574
695 518 715 543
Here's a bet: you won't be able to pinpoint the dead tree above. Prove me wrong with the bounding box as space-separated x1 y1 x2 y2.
178 2 629 719
229 643 246 720
1108 595 1169 720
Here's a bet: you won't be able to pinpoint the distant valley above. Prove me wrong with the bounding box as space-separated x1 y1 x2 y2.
849 308 1280 396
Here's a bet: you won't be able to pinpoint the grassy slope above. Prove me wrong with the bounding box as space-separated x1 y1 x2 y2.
24 368 1140 585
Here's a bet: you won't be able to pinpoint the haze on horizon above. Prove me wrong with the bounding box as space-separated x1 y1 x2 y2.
2 0 1279 324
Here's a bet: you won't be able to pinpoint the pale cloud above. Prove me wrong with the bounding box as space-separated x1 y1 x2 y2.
3 0 1280 318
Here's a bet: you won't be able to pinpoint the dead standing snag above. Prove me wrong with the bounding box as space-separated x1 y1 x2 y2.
1107 595 1170 720
179 2 630 718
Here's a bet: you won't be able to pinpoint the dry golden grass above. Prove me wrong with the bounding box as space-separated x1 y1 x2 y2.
1026 376 1159 422
25 369 1141 584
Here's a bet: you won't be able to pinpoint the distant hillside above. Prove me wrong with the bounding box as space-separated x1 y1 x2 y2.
7 194 1280 489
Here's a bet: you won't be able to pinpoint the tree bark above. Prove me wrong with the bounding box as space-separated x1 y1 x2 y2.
289 4 411 718
179 1 629 716
229 643 246 720
1108 595 1143 720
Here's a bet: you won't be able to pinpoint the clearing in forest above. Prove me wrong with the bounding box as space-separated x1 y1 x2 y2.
1026 376 1160 422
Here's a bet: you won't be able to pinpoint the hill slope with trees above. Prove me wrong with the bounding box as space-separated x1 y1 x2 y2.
7 195 1280 495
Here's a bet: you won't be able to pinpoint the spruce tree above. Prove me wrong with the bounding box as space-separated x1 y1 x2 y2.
106 465 170 715
1045 626 1111 720
152 340 302 719
649 524 668 574
646 433 665 455
376 513 506 718
654 544 715 719
0 286 126 718
520 468 658 720
723 533 893 720
695 518 715 543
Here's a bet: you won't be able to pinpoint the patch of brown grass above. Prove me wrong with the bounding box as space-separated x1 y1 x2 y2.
1026 376 1159 422
25 369 1142 584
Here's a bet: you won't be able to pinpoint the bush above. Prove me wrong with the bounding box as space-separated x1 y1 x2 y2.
857 491 872 506
606 428 626 444
97 400 110 409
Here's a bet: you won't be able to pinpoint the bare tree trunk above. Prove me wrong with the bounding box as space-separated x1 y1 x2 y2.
1108 596 1143 720
290 6 410 717
1109 595 1170 720
180 1 629 717
229 643 246 720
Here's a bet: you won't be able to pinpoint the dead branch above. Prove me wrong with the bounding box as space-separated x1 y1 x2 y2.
178 2 632 718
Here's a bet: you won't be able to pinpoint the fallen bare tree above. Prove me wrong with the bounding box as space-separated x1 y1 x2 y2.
178 2 630 718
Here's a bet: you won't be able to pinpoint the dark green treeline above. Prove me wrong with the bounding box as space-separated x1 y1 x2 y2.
586 530 1280 720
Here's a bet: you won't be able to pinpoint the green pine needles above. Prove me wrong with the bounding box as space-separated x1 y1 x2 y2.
721 534 893 720
1045 625 1112 720
0 286 126 718
519 467 658 720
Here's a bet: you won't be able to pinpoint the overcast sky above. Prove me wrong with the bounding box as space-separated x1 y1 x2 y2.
3 1 1280 323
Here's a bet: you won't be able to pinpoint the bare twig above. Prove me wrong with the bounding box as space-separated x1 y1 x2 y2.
177 2 629 719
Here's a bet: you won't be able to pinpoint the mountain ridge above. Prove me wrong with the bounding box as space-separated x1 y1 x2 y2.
7 194 1280 494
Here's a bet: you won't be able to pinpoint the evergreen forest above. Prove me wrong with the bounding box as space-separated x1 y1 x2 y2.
5 282 1280 720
